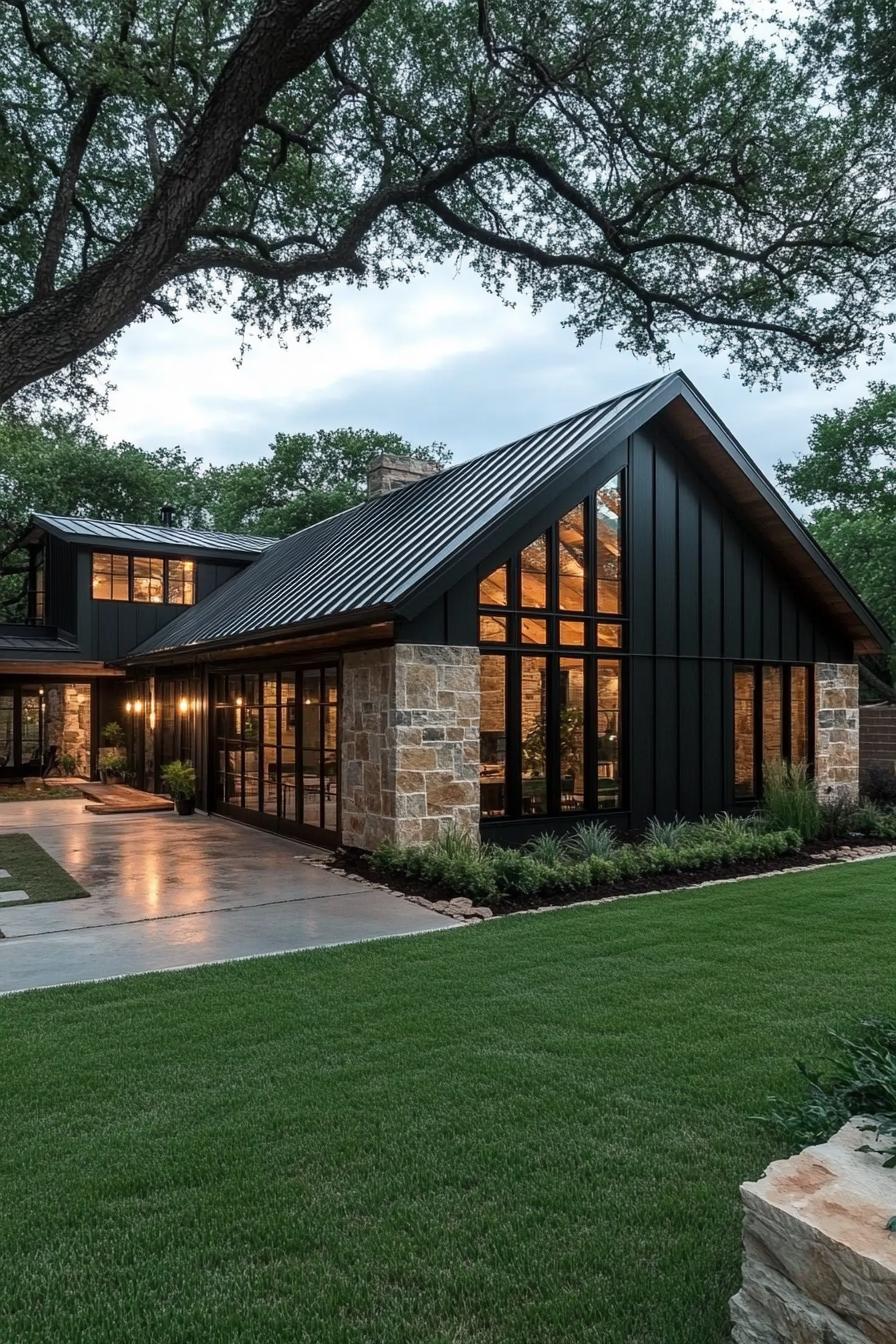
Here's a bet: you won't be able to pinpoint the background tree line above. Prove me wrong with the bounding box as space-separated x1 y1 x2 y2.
0 415 446 619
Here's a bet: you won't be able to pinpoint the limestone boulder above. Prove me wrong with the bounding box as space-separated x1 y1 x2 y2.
731 1119 896 1344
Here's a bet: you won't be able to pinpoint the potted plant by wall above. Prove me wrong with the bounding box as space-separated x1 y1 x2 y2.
100 752 128 783
161 760 197 816
101 721 126 749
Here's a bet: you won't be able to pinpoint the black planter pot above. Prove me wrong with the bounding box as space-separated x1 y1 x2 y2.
174 796 195 816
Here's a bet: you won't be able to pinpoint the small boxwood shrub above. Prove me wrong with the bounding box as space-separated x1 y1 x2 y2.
372 825 802 906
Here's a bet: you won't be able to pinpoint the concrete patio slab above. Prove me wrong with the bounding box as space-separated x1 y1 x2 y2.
0 802 457 994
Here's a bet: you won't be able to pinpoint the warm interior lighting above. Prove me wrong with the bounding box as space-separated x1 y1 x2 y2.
178 697 190 714
134 699 143 713
235 696 243 707
125 701 133 713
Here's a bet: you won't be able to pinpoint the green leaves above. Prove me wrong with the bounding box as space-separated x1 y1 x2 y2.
3 0 896 399
774 381 896 674
0 412 446 618
763 1018 896 1164
205 428 448 536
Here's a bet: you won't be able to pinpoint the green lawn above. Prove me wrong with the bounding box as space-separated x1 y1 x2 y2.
0 832 89 903
2 860 895 1344
0 784 84 801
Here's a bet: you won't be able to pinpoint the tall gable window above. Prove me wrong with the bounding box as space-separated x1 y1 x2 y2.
478 474 624 818
91 552 196 605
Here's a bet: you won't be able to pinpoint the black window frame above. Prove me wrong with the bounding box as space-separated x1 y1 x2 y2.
732 661 815 801
477 473 626 819
91 551 197 606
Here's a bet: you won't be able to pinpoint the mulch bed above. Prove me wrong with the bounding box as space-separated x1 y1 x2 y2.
335 837 896 916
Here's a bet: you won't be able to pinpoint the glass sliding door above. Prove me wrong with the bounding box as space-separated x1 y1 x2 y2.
0 685 46 776
212 664 339 845
0 692 14 770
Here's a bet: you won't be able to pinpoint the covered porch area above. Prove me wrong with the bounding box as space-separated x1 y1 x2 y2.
0 627 124 781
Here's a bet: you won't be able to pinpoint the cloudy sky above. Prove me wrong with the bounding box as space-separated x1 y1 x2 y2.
98 261 895 496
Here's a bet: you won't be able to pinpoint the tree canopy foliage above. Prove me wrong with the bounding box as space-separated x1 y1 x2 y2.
1 0 895 408
207 429 448 536
0 415 443 619
777 381 896 686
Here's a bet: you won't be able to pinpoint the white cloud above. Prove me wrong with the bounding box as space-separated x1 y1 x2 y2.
98 262 896 492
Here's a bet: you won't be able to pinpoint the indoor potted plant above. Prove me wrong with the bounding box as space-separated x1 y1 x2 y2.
160 760 197 816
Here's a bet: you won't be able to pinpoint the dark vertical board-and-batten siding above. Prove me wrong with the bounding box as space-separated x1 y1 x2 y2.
626 426 851 821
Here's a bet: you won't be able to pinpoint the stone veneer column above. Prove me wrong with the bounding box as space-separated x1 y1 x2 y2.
340 644 480 851
43 683 91 775
814 662 859 802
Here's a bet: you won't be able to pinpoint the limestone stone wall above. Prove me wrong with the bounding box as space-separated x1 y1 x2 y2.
815 662 859 801
43 683 91 775
340 644 480 851
730 1118 896 1343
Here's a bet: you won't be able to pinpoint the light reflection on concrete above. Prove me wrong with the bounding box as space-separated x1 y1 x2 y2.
0 802 458 993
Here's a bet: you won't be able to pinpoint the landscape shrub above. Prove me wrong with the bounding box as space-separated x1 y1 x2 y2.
643 815 691 849
852 802 896 841
567 820 617 859
693 812 759 842
372 826 802 905
817 795 857 842
761 760 822 841
525 832 570 867
862 764 896 807
763 1019 896 1165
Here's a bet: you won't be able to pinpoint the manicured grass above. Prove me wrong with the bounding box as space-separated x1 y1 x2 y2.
2 860 895 1343
0 832 89 903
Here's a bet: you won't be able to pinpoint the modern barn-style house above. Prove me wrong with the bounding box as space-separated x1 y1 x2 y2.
0 372 887 850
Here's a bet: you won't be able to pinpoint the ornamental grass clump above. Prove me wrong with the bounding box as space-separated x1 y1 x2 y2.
525 832 570 867
762 1018 896 1165
567 820 617 859
852 802 896 841
643 815 692 849
760 760 822 841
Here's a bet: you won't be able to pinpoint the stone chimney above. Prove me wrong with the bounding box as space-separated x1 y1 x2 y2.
159 503 175 527
366 453 440 499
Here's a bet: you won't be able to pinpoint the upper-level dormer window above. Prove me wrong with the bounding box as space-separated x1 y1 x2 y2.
91 552 196 605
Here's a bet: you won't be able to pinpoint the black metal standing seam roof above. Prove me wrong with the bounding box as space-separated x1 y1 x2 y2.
31 513 275 555
0 630 82 655
126 376 668 659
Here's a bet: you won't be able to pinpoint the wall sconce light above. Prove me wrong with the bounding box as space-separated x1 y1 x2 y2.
235 696 243 708
178 697 190 714
134 699 143 714
125 701 133 714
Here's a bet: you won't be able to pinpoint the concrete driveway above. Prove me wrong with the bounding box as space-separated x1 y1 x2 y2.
0 801 456 995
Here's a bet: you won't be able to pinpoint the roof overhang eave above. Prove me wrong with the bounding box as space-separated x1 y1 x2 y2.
121 604 397 666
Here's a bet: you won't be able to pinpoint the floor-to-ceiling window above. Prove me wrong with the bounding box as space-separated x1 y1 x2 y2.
733 663 814 799
212 665 338 843
478 474 624 819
